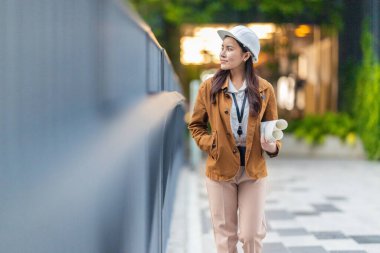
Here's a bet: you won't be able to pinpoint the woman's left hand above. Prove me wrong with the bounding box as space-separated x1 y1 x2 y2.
260 134 277 154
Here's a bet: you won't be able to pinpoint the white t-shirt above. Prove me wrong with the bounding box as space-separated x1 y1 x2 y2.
226 77 249 147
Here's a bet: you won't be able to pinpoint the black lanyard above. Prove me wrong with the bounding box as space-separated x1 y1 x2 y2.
231 89 248 137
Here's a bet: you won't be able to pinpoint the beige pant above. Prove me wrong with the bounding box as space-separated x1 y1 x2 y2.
205 166 267 253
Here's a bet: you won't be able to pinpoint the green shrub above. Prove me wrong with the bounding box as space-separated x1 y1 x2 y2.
287 112 357 146
353 21 380 160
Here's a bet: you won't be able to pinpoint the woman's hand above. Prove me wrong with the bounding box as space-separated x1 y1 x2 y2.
260 134 277 154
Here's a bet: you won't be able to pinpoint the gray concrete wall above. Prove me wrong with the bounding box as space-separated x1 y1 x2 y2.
0 1 185 252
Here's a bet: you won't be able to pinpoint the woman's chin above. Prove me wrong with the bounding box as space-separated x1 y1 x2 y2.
220 65 230 70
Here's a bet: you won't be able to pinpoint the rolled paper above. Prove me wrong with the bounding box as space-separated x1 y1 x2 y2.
275 119 288 130
272 129 284 140
260 119 288 142
260 120 276 142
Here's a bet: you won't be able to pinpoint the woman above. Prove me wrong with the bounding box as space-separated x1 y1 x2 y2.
188 25 282 253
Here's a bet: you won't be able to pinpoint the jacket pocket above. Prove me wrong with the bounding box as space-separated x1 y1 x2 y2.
209 130 219 160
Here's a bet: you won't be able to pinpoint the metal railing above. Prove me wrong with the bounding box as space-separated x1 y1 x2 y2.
0 0 185 252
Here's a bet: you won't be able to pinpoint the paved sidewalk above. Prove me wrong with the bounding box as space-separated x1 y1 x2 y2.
166 158 380 253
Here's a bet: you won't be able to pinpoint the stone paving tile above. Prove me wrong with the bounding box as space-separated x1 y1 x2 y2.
292 211 320 216
266 209 296 220
360 244 380 253
311 203 342 212
324 196 348 201
329 251 367 253
266 199 279 204
263 242 290 253
280 235 322 247
268 220 303 230
351 235 380 244
276 228 310 236
290 187 309 192
316 239 367 252
312 231 348 239
288 246 329 253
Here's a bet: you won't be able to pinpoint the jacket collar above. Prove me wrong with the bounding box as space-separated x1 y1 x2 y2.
228 77 247 93
221 74 268 93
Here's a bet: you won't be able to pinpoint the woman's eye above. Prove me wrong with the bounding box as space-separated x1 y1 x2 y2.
221 46 232 52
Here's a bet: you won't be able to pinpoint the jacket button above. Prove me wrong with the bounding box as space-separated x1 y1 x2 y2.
233 148 237 153
224 110 229 114
225 94 229 98
226 132 231 136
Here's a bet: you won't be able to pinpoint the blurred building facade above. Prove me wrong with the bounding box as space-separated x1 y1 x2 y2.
180 23 338 120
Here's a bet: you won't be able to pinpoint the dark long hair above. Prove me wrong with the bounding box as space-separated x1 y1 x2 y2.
210 38 262 117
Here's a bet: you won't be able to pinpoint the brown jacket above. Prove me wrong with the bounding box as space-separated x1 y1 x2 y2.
188 75 282 181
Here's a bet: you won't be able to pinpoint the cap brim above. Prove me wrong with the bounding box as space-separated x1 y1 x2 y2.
217 30 238 41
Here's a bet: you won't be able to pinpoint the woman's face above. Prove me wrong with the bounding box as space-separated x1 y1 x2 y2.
219 36 250 70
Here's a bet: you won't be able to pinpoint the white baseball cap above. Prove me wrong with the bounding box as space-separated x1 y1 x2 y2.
217 25 260 63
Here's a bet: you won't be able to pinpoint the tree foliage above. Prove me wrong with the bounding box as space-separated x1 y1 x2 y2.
353 20 380 160
128 0 343 42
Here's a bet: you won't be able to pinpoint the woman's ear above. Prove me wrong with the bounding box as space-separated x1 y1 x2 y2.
243 52 251 62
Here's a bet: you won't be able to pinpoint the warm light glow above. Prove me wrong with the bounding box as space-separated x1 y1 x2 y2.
296 89 305 110
298 54 308 80
180 36 205 65
277 76 296 110
295 25 311 37
194 27 224 63
180 23 276 65
247 23 276 39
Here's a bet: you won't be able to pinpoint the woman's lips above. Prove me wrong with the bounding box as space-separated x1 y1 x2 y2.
220 60 228 63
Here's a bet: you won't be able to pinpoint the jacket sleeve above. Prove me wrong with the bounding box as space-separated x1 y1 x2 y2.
262 84 282 158
187 83 214 153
